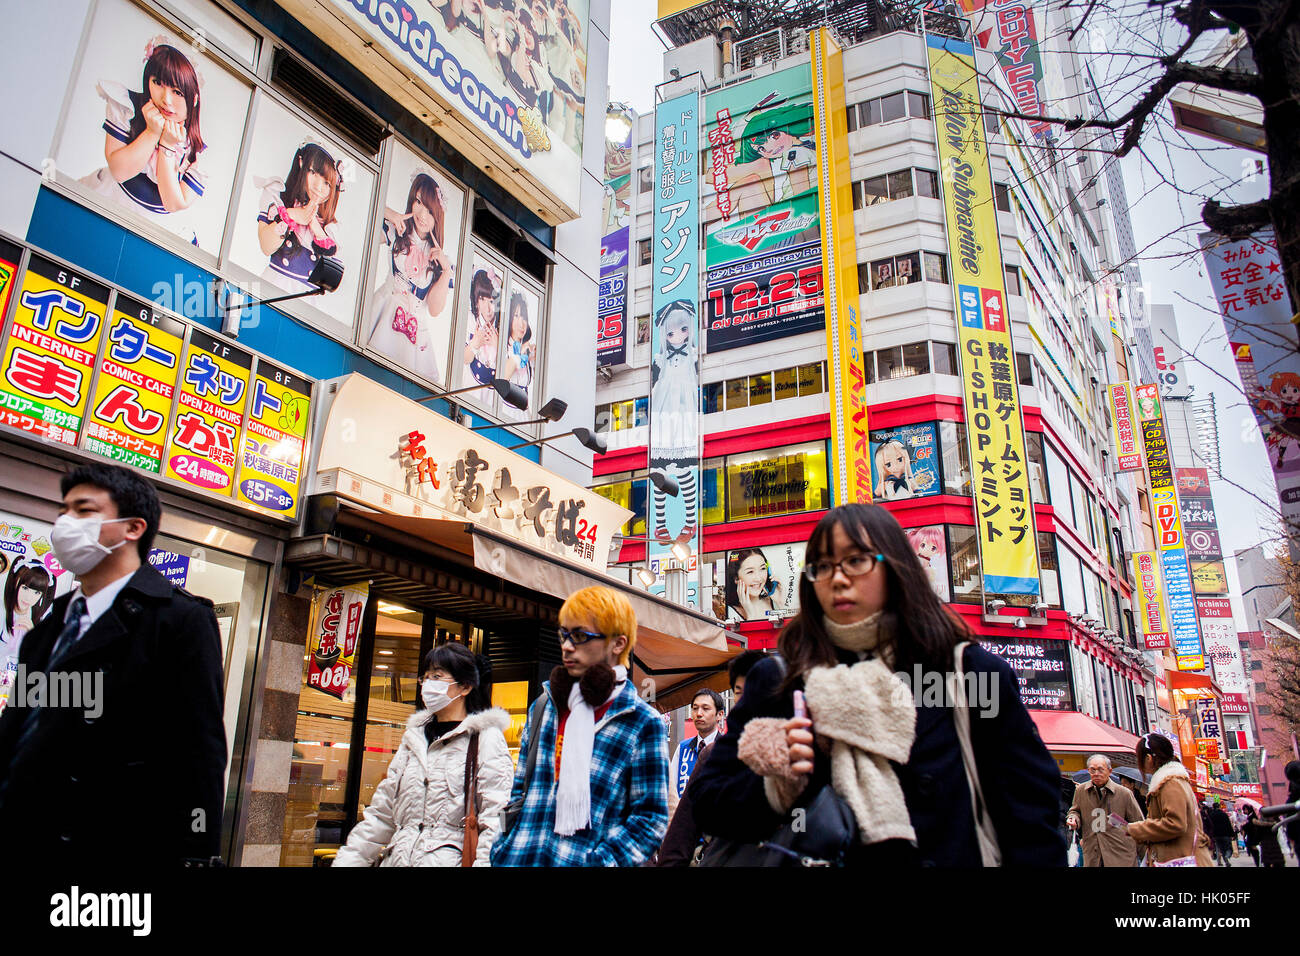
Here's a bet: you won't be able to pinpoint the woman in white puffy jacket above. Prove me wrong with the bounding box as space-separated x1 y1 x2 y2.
334 642 515 867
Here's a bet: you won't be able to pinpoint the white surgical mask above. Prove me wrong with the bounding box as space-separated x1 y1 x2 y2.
421 679 461 712
50 514 132 576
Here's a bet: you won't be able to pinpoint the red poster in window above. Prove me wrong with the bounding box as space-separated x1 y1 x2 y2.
305 583 370 700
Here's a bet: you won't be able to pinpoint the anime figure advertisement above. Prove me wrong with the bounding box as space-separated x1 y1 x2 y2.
649 89 701 605
927 32 1039 596
701 64 825 352
869 423 940 501
1200 230 1300 545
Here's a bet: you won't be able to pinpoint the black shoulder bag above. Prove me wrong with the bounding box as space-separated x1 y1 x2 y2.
498 693 547 838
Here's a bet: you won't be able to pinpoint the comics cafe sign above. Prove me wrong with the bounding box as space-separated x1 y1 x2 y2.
311 374 631 571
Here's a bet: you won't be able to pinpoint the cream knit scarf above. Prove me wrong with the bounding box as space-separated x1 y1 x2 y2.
803 612 917 845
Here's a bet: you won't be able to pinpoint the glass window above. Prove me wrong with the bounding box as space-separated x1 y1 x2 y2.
633 396 649 428
1068 471 1087 534
888 169 914 200
1058 545 1085 614
902 341 930 376
702 381 723 414
880 92 906 122
1044 443 1069 519
864 350 877 384
1016 352 1033 386
994 183 1011 213
895 252 920 285
798 362 825 396
908 91 930 119
773 366 799 402
594 402 611 433
593 477 648 536
915 169 939 199
638 165 653 193
876 345 903 380
871 257 896 289
923 251 948 284
940 420 971 496
748 371 773 406
846 103 859 133
725 377 748 410
933 341 957 375
1026 432 1047 504
1004 264 1021 296
984 111 1000 137
725 441 830 521
638 239 651 265
863 99 883 126
948 525 982 604
1038 532 1061 608
861 175 889 206
1085 491 1098 549
701 457 725 525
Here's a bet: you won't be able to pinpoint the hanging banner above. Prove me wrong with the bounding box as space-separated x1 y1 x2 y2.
1200 230 1300 547
1132 551 1170 650
305 582 369 700
0 255 109 447
1197 598 1249 695
164 328 252 496
813 28 871 508
1136 384 1204 668
83 294 185 474
1108 382 1144 472
701 61 825 353
957 1 1050 138
649 88 701 605
235 358 312 518
598 113 633 368
927 31 1039 595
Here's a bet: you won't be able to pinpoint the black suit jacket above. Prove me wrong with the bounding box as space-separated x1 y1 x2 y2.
0 563 227 866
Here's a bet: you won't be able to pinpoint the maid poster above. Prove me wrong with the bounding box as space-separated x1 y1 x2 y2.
0 513 77 712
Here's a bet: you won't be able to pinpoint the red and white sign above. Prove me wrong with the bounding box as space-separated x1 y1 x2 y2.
305 583 369 700
1231 782 1263 800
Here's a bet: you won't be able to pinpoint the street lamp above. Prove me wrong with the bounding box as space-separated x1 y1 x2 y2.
509 426 606 455
471 397 567 430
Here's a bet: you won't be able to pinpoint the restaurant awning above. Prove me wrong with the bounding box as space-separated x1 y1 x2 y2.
1029 710 1141 755
1167 671 1218 695
287 507 743 712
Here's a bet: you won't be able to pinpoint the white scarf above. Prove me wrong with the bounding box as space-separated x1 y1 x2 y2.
555 664 627 835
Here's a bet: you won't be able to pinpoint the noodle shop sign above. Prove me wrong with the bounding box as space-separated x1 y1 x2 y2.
305 583 368 699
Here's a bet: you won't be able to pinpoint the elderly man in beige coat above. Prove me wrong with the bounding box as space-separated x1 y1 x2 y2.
1066 754 1145 866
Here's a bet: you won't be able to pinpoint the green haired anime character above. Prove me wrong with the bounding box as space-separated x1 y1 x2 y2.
727 94 817 211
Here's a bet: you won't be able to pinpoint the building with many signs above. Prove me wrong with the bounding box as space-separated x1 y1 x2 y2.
0 0 740 866
591 0 1232 779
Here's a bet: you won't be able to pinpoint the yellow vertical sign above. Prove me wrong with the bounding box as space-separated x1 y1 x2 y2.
927 31 1039 594
811 27 871 505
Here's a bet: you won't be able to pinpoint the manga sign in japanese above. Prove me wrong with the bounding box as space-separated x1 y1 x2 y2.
1108 382 1144 472
164 329 252 496
927 32 1039 596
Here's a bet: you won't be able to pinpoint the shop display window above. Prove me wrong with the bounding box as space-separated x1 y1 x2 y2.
724 441 829 522
947 525 982 604
592 476 648 536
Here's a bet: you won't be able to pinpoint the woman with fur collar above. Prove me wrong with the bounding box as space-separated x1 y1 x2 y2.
1117 733 1214 866
334 643 514 867
689 503 1065 866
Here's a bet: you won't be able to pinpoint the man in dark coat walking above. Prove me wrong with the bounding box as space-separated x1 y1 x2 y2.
0 463 227 866
1207 799 1236 866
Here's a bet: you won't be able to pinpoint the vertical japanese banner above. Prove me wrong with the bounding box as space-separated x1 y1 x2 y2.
0 255 109 447
305 582 369 700
1108 382 1144 472
83 294 185 474
598 111 633 368
957 1 1050 138
649 88 701 604
1199 230 1300 547
1131 551 1170 650
812 27 871 506
927 31 1039 595
165 328 252 497
1135 383 1204 669
235 359 312 519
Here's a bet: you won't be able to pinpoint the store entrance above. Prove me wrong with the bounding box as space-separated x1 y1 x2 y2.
279 591 537 867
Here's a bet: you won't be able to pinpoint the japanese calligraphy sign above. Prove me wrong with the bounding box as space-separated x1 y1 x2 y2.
305 582 369 700
649 88 702 605
1139 405 1204 668
1196 598 1249 695
1200 229 1300 548
165 328 251 495
928 32 1039 595
83 294 184 474
235 358 312 518
1108 382 1144 472
1194 698 1225 757
813 28 871 509
957 1 1049 139
597 115 633 368
312 374 631 570
0 255 109 447
1132 551 1170 650
701 62 825 352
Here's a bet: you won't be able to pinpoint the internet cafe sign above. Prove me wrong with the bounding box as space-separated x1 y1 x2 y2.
312 375 631 570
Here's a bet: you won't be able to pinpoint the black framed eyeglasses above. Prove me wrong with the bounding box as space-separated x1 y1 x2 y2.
557 626 608 648
801 553 884 583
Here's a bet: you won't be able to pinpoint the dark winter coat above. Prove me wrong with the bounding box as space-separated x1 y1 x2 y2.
1208 806 1235 840
689 645 1066 866
0 564 227 866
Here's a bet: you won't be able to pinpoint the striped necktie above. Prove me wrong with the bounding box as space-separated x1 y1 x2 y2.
48 597 87 668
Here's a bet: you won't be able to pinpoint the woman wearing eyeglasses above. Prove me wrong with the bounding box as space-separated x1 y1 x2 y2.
333 642 514 867
689 503 1065 866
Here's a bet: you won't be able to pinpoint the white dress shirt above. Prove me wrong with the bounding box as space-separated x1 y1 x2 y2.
64 570 137 642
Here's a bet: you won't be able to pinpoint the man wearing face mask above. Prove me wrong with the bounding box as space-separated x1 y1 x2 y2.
0 463 226 866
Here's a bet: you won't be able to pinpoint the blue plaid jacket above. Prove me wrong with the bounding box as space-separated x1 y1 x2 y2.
489 677 668 866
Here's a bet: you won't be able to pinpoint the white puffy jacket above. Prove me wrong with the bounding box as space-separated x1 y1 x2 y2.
333 707 514 867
